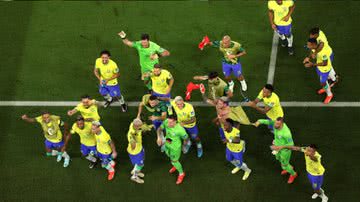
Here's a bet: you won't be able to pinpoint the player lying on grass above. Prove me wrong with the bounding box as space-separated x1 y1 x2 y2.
127 118 153 184
166 96 203 158
118 31 170 92
21 111 71 167
303 38 334 104
193 71 233 101
268 0 295 55
222 118 251 180
91 121 117 181
67 95 102 122
201 35 248 92
137 94 167 130
93 50 128 111
70 116 97 169
271 144 328 202
253 117 297 184
309 27 338 87
247 84 284 132
143 64 174 99
156 115 190 185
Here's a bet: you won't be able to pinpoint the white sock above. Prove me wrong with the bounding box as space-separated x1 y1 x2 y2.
104 94 112 102
329 68 337 82
196 142 202 148
85 155 97 162
51 150 59 156
62 152 70 160
240 163 251 172
119 95 125 105
325 82 333 96
228 80 234 86
240 80 247 91
277 33 286 40
287 35 293 47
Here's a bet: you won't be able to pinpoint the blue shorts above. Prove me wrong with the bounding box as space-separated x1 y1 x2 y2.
129 148 145 166
225 147 243 165
80 144 96 156
152 91 171 99
99 84 121 97
266 116 274 131
185 125 199 139
97 152 112 165
45 140 64 150
276 24 292 36
222 62 242 77
330 52 334 63
153 120 163 130
316 68 330 84
307 173 324 191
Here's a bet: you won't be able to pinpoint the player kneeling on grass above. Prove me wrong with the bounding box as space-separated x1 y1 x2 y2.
67 95 102 122
271 144 328 202
91 121 117 181
253 117 297 184
21 111 71 167
70 116 97 168
222 118 251 180
156 115 190 185
127 119 154 184
93 50 128 111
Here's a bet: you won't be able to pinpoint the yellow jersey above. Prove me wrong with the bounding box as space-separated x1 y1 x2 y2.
257 90 284 121
268 0 294 26
312 30 333 54
35 115 63 143
151 69 173 94
170 101 196 128
75 99 100 121
127 123 143 155
302 149 325 176
94 126 112 155
95 58 119 86
316 45 332 73
70 122 96 147
224 127 244 153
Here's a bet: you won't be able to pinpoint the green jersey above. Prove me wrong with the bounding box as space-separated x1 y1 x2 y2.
258 119 294 146
132 41 165 73
141 94 168 117
212 40 245 64
161 119 188 150
208 77 229 100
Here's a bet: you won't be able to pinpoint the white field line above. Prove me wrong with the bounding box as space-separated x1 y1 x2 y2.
267 31 279 85
0 101 360 107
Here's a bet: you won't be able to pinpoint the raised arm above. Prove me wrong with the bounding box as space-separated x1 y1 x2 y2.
118 31 134 47
193 75 208 81
21 114 36 123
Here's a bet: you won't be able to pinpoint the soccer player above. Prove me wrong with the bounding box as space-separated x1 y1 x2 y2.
253 117 297 184
67 95 101 122
247 84 284 131
21 111 71 167
70 116 97 168
304 38 334 104
268 0 296 55
137 94 168 130
118 31 170 91
271 144 328 202
127 119 153 184
91 121 117 181
93 50 128 111
168 96 203 158
144 64 174 98
309 27 338 87
202 35 248 92
194 71 233 101
222 118 251 180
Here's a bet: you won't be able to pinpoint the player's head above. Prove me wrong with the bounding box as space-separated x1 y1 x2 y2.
41 110 51 123
76 115 85 129
208 71 220 85
276 0 283 5
309 27 320 38
262 84 274 98
100 50 111 64
174 96 184 109
307 38 318 50
148 95 159 107
153 64 162 76
222 35 231 48
81 94 91 107
217 97 229 108
140 33 150 47
132 118 143 130
305 144 318 156
224 118 234 132
274 117 284 129
167 115 177 128
91 121 101 134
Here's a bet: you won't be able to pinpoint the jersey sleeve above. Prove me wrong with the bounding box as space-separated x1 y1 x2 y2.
70 124 76 134
35 116 42 123
95 58 101 69
166 70 173 80
113 62 119 74
257 90 264 100
282 131 294 146
189 105 195 118
268 1 274 10
74 103 82 111
132 41 141 50
288 0 294 7
179 126 188 140
153 42 165 54
258 119 274 126
211 40 220 48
